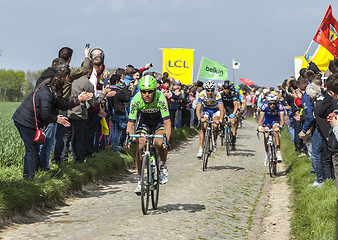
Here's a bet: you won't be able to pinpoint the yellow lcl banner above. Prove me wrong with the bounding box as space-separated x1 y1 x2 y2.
161 48 194 85
294 45 334 78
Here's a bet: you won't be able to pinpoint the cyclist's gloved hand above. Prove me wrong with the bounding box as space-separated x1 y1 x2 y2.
163 142 171 151
125 134 132 149
258 126 264 132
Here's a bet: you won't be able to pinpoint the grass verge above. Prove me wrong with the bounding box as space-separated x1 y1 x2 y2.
0 127 198 227
281 129 337 240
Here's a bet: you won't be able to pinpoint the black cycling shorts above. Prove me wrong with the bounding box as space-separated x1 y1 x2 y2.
225 107 235 116
136 113 164 134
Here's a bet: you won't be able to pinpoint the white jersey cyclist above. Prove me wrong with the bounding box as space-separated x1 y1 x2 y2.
197 89 223 118
196 80 225 157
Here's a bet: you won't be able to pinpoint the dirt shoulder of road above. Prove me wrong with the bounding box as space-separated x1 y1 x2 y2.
249 162 292 239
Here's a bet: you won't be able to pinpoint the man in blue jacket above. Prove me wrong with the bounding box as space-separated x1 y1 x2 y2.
299 83 323 187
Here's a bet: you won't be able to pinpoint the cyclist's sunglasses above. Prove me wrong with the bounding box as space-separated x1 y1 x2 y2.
206 89 214 92
141 90 155 94
268 102 277 105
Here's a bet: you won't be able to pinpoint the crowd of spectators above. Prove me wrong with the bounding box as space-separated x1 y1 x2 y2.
275 58 338 190
12 46 207 179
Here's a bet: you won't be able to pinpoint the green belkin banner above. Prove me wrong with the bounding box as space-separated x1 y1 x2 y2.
198 57 228 80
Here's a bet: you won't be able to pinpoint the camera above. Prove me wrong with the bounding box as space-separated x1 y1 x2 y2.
85 43 90 48
149 62 153 67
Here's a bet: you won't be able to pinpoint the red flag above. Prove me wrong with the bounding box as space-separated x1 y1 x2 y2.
238 78 256 88
313 5 338 58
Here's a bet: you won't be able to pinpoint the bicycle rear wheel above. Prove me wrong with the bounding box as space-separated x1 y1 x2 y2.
202 130 210 171
151 150 160 210
141 153 150 214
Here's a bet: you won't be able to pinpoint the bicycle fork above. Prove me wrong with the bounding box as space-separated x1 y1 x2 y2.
268 136 276 164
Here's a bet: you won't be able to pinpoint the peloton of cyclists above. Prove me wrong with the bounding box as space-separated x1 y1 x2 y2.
219 80 239 150
126 75 171 194
258 93 284 165
196 80 225 158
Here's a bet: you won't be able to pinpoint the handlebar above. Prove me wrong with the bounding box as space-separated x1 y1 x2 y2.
125 132 169 149
256 128 280 139
129 134 165 138
200 119 218 124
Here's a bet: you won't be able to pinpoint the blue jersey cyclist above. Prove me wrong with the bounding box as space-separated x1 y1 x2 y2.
258 94 284 165
195 80 225 158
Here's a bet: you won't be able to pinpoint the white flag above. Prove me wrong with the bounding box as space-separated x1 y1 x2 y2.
233 60 240 69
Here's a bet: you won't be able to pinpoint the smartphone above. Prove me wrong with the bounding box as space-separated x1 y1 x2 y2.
85 43 90 48
149 62 153 67
103 78 109 87
334 109 338 115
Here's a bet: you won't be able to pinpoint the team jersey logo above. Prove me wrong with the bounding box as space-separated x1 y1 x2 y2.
198 90 222 109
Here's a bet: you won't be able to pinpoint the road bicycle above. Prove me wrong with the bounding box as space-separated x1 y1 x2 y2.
201 119 216 171
257 128 279 177
220 116 233 156
126 133 167 214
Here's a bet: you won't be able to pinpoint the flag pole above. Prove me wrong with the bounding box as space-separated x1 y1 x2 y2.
312 45 320 59
196 56 203 83
232 67 235 83
305 40 314 53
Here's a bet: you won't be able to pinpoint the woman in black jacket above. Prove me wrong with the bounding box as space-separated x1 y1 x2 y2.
13 70 79 179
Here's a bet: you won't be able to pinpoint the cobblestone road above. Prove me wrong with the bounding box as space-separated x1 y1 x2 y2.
0 120 268 239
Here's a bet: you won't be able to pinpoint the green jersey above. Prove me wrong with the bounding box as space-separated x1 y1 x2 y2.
128 90 170 123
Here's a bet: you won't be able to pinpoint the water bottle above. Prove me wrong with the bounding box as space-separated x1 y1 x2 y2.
150 156 156 172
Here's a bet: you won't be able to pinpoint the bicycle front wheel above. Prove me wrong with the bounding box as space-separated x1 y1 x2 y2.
220 126 224 146
151 150 160 210
271 145 277 176
202 130 210 171
141 153 150 214
225 126 230 156
267 145 273 178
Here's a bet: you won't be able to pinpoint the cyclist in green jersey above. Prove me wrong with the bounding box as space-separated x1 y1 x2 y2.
126 75 171 194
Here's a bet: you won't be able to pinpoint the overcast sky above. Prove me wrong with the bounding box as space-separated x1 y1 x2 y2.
0 0 337 87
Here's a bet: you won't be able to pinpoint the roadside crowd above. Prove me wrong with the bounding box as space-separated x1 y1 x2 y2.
12 46 206 179
272 58 338 190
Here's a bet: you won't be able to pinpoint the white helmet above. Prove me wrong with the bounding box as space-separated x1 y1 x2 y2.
262 89 268 94
204 80 215 90
255 90 260 95
266 94 278 102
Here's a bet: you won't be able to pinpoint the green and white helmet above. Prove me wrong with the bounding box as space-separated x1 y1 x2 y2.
139 75 157 91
